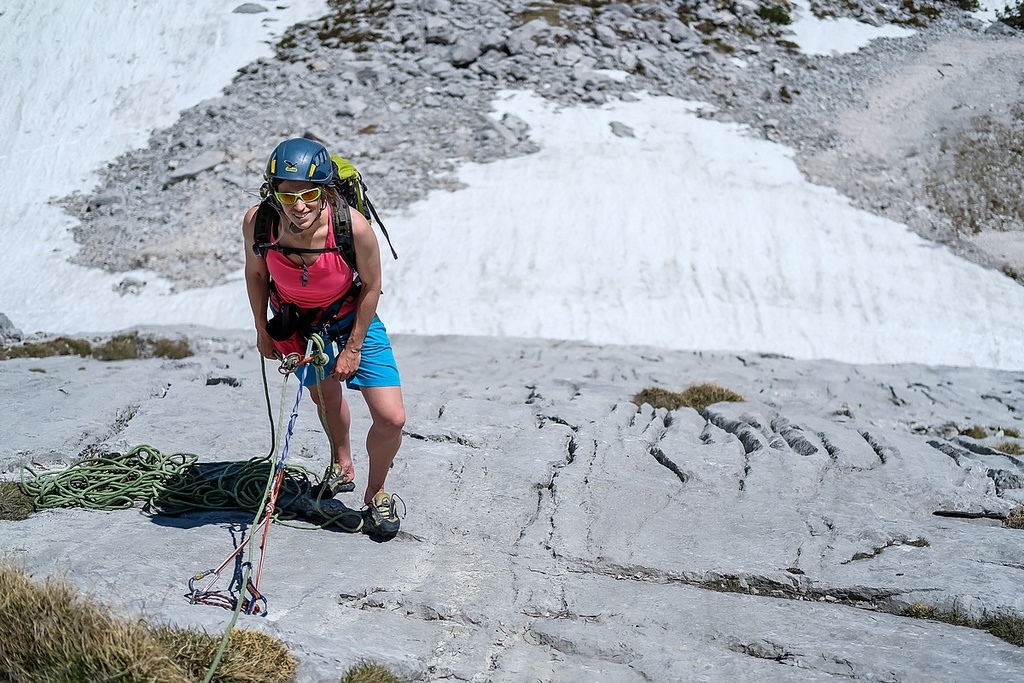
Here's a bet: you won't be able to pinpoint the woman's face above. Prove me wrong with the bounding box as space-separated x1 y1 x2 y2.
275 180 324 230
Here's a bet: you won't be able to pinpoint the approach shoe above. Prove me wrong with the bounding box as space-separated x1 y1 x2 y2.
310 464 355 499
364 491 401 537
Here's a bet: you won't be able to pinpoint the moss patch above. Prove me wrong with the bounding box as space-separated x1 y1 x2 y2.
633 383 744 413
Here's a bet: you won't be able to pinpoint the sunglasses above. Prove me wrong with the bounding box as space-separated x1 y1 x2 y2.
274 187 323 205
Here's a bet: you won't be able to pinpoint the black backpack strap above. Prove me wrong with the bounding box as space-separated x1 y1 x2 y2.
330 196 358 271
251 201 278 258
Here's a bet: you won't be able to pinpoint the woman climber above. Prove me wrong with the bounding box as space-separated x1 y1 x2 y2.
242 137 404 538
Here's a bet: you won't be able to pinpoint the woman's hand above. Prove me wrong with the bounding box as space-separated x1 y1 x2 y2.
332 346 361 381
256 326 277 359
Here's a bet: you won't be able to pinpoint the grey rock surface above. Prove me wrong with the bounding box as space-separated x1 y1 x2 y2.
2 330 1024 681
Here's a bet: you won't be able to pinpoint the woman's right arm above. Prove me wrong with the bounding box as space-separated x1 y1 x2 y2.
242 206 277 359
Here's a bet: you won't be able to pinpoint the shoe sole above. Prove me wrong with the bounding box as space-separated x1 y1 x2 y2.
311 479 355 498
364 510 400 537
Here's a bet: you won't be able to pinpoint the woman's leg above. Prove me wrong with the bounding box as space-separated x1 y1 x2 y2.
308 377 355 481
359 385 406 506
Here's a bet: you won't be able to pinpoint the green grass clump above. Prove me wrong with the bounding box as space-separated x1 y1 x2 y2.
0 562 301 683
903 601 1024 647
1005 506 1024 529
1004 427 1021 438
340 661 403 683
633 383 744 413
961 424 987 439
0 481 35 521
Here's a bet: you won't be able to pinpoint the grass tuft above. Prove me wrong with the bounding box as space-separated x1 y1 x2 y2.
902 602 973 627
0 481 35 521
757 5 792 24
633 383 744 413
995 441 1024 455
340 661 403 683
0 336 92 360
961 424 987 439
153 337 193 360
1004 427 1021 438
903 601 1024 647
0 562 304 682
1005 506 1024 529
997 0 1024 29
0 564 190 683
986 614 1024 646
151 627 297 683
92 333 144 360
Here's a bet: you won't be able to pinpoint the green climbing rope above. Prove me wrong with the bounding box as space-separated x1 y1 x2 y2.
19 444 362 532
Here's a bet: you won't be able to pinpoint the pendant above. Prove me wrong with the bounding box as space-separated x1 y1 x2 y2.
301 263 309 287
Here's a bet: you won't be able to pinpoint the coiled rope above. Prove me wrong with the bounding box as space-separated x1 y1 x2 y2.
19 445 360 531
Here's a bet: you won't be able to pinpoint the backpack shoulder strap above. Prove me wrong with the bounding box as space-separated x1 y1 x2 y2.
251 201 278 258
331 196 357 271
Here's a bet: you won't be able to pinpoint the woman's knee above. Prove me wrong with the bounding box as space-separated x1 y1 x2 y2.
308 380 342 408
365 389 405 434
374 405 406 434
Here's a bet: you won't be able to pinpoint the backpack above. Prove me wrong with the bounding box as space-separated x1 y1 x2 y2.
251 154 398 269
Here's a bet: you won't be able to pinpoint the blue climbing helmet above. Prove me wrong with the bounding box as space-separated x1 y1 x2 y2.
265 137 334 185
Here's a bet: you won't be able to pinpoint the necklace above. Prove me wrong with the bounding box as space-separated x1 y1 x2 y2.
284 207 325 285
295 254 310 287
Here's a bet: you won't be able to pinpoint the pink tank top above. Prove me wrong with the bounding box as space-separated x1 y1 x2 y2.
266 210 357 314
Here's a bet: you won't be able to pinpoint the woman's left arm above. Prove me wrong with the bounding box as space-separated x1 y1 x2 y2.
332 207 383 380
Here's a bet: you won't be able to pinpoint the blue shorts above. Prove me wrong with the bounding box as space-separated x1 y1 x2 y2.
297 315 401 390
